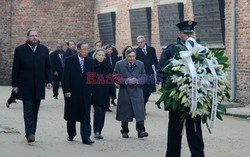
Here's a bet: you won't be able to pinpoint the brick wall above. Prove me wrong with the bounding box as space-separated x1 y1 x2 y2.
0 0 12 84
233 0 250 101
0 0 95 84
94 0 194 57
94 0 250 102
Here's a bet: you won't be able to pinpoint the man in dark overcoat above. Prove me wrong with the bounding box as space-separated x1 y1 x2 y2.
135 35 158 111
113 48 148 139
50 44 64 99
63 40 77 64
63 41 94 145
105 44 119 111
87 40 103 59
12 30 52 143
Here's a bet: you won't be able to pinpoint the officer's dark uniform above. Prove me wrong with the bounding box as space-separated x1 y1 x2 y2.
158 20 205 157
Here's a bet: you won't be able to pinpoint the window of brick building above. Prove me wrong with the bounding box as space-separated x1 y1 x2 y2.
157 3 184 47
97 12 116 46
129 7 151 46
192 0 225 48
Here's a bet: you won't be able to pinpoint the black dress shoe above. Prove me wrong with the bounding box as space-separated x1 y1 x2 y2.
26 134 35 143
94 133 104 139
54 96 58 99
13 100 17 103
122 133 129 138
6 101 10 108
138 131 149 138
82 139 95 145
67 137 74 141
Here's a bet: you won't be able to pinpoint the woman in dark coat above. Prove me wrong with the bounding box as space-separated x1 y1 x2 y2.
92 48 114 139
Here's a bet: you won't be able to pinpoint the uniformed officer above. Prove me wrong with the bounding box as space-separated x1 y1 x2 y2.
158 20 205 157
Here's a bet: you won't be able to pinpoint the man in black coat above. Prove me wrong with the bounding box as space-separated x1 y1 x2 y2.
12 30 52 143
135 35 158 111
158 20 205 157
87 40 103 59
50 44 64 99
63 40 77 64
105 45 120 111
63 41 94 145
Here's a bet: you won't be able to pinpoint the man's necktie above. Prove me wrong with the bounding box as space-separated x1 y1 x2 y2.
59 53 64 67
142 48 147 55
130 63 133 70
32 47 36 53
109 56 112 65
80 59 84 73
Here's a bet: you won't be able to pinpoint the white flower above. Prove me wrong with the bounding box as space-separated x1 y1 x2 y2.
172 59 182 66
170 75 179 83
172 66 181 71
211 56 218 65
180 65 190 76
214 64 224 71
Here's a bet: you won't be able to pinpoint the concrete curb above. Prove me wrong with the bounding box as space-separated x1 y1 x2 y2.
222 112 250 119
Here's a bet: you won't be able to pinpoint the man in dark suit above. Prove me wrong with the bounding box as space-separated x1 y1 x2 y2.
135 35 158 112
87 40 103 59
105 44 119 111
12 30 52 143
63 41 94 145
50 44 64 99
63 40 77 64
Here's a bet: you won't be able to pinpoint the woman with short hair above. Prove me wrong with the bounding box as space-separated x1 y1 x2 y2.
91 48 114 139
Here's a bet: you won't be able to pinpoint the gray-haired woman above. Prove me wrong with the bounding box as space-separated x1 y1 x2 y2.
91 48 114 139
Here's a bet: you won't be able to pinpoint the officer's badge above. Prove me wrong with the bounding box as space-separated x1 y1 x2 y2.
188 21 192 25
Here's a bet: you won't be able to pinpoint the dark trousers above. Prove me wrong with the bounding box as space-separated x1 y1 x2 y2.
93 105 106 134
23 99 41 137
67 115 91 142
52 75 62 97
166 110 205 157
144 93 151 110
108 84 117 107
8 89 18 104
121 121 145 134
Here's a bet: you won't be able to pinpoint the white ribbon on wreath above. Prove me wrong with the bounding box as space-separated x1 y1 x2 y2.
179 37 209 118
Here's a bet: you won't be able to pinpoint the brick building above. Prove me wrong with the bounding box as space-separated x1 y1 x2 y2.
0 0 95 84
0 0 249 103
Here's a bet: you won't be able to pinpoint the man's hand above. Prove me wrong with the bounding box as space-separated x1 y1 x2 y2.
65 92 71 98
54 72 58 76
131 78 138 84
128 78 138 85
13 87 19 93
46 83 52 89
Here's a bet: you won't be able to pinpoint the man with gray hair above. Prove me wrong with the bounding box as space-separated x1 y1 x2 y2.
135 35 158 112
